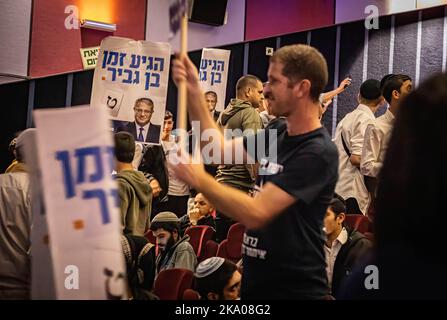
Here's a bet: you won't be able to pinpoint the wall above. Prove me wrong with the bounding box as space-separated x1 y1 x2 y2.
146 0 245 52
245 0 334 41
29 0 146 78
0 0 32 77
2 4 447 170
335 0 416 24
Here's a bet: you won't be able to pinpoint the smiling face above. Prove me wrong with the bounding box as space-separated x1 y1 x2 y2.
264 61 296 117
205 92 218 112
134 99 154 127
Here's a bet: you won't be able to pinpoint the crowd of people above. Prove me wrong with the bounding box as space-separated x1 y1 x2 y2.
1 43 446 300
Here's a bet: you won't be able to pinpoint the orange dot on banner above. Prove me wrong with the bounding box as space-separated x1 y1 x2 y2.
102 76 106 80
73 220 84 230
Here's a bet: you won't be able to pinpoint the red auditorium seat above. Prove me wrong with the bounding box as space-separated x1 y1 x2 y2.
185 225 215 261
145 230 156 244
344 214 371 234
217 223 245 263
144 230 158 256
153 268 194 300
199 240 219 262
364 231 375 243
182 288 201 300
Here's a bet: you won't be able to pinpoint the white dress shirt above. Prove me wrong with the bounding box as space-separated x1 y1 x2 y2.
325 227 348 291
360 109 395 178
334 104 376 215
161 135 190 196
136 123 150 142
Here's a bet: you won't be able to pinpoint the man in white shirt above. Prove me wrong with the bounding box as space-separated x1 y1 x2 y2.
159 111 190 217
334 79 384 215
361 74 412 179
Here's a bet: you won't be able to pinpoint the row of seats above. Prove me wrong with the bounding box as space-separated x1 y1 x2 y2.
149 223 246 300
145 222 246 263
149 217 373 300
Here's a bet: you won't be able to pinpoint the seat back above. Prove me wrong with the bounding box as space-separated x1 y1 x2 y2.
217 223 245 263
144 230 158 256
153 268 194 300
145 230 156 244
182 288 201 300
199 240 219 262
185 225 215 260
344 214 371 234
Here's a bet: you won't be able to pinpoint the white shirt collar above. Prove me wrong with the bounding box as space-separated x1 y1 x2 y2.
384 109 395 123
357 104 376 118
334 227 348 246
137 123 150 131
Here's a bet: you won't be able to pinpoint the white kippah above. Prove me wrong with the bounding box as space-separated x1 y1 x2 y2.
195 257 225 278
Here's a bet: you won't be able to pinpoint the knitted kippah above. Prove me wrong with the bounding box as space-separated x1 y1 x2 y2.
151 211 180 224
195 257 225 278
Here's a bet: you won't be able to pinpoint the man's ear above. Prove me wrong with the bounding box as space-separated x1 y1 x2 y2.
207 292 219 300
337 213 346 225
392 89 400 100
294 79 311 99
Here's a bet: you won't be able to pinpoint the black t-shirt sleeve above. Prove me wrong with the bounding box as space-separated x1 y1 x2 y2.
270 152 332 205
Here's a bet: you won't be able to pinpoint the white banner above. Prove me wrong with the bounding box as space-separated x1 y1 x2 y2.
33 106 126 300
21 129 56 299
199 48 231 112
91 36 171 145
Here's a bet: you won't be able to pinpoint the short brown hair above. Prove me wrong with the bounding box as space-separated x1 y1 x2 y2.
271 44 328 102
236 75 261 97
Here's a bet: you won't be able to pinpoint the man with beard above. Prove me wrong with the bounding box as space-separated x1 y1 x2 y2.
150 211 197 275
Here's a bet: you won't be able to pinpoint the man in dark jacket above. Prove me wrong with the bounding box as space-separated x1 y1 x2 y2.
323 196 372 298
179 193 216 236
114 132 152 236
138 143 169 219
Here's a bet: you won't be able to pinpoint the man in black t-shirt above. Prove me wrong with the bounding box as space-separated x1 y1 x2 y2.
170 44 338 299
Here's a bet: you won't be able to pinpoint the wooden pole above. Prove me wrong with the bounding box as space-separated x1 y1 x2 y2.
177 14 188 151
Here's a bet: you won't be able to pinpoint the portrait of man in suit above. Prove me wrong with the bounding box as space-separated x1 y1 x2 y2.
120 97 161 144
205 91 220 122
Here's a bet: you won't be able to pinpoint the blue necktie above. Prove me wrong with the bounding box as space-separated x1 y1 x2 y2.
138 127 144 142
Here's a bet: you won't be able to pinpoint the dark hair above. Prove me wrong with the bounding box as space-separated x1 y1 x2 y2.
271 44 328 102
382 74 412 104
380 74 395 91
329 194 346 216
205 91 217 100
195 260 237 299
236 75 261 97
375 73 447 264
150 221 180 234
114 132 135 163
134 97 154 109
164 111 173 120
